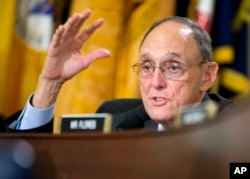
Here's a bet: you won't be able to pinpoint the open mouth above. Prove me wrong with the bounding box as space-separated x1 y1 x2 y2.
150 97 169 106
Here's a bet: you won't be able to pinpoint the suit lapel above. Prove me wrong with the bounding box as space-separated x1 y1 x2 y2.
144 120 158 130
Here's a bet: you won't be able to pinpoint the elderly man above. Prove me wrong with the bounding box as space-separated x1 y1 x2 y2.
2 9 233 132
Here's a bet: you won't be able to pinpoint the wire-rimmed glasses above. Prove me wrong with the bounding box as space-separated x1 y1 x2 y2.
131 61 208 80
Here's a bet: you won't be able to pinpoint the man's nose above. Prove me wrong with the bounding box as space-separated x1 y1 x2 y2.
151 68 167 89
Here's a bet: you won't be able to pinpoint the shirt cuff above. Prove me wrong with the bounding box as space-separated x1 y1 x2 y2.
16 94 55 130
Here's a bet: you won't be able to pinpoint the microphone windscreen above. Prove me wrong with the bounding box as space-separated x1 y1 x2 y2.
116 105 150 131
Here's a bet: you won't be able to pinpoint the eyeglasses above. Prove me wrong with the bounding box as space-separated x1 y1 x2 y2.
131 61 208 80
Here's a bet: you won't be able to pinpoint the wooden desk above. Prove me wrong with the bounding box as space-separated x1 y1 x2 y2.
1 97 250 179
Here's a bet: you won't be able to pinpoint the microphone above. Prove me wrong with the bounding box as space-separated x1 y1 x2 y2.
116 105 150 131
116 100 218 131
116 117 145 131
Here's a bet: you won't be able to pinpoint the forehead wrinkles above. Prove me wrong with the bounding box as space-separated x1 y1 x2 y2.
139 52 183 62
140 22 199 63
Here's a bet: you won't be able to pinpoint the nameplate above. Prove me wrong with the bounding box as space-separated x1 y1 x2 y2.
57 113 112 133
174 101 218 128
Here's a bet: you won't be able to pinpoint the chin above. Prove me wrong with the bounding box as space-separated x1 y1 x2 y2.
148 111 174 123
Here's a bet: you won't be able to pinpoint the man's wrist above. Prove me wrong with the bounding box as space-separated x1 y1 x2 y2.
18 93 55 130
32 75 63 108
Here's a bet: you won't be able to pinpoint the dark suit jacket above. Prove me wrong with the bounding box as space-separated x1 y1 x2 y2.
0 93 234 133
97 93 234 131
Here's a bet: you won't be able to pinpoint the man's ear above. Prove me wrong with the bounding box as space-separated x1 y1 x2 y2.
200 62 219 92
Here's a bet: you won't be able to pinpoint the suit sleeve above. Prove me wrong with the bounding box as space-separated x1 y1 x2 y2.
1 111 53 133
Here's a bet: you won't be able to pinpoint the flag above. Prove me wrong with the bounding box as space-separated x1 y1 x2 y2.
114 0 176 98
0 0 16 117
211 0 250 99
54 0 126 128
1 0 54 116
195 0 215 33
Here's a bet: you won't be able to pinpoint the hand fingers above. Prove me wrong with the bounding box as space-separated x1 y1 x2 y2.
83 48 111 65
62 9 91 41
50 25 64 48
49 9 92 49
77 18 104 43
50 9 104 50
69 49 111 76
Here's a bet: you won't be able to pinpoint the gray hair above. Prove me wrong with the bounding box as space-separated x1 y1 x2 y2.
139 16 213 62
